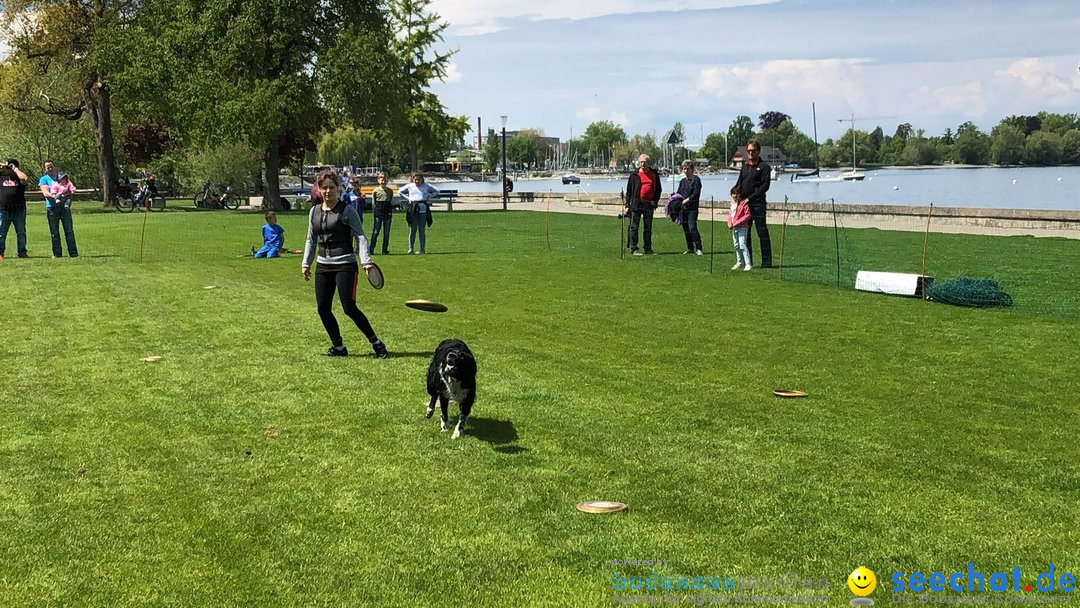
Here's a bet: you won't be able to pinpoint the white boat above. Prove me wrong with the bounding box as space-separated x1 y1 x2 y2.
840 170 866 181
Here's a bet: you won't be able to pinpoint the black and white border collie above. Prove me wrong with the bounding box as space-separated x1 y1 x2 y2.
425 339 477 439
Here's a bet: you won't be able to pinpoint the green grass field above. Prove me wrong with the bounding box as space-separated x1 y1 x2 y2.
2 205 1078 607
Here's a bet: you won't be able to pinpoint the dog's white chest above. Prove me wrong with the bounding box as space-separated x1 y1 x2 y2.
441 375 470 403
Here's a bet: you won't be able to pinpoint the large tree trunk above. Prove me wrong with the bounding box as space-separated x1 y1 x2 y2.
84 74 117 208
265 136 283 211
410 136 418 174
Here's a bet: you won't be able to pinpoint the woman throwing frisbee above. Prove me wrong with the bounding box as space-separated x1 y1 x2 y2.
302 170 389 358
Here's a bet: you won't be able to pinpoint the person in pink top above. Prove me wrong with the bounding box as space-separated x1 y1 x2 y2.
727 186 752 271
49 173 77 206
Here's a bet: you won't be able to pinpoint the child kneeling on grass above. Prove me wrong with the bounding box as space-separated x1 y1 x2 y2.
255 211 285 258
728 187 752 271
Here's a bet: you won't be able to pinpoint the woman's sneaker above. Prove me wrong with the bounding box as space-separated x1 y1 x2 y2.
371 339 389 359
323 345 348 357
731 263 742 270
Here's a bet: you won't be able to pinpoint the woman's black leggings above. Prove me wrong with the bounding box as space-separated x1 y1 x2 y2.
314 263 376 346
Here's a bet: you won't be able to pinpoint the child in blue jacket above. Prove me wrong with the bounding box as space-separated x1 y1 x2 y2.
255 211 285 258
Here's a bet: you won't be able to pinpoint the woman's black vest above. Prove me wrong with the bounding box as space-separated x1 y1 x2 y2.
311 201 354 258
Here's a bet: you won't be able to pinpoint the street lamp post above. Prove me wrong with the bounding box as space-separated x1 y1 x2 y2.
500 115 508 211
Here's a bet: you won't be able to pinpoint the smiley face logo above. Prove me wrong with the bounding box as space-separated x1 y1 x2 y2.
848 567 877 597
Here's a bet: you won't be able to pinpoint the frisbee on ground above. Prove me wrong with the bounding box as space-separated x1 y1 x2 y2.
366 263 385 290
405 299 448 313
204 285 219 289
773 389 808 398
140 355 163 362
576 501 628 514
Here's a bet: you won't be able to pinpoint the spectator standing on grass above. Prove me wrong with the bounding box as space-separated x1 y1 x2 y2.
368 171 394 255
733 139 771 267
301 170 388 359
623 154 662 255
0 159 30 260
38 160 78 258
399 172 438 255
727 186 752 271
677 160 703 255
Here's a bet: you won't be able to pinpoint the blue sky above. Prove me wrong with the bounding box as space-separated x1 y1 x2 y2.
429 0 1080 145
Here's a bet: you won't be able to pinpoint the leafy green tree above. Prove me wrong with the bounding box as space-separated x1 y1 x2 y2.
180 141 264 192
483 128 501 171
990 124 1025 165
701 132 729 168
866 126 885 161
1023 131 1063 165
0 0 145 204
727 116 755 150
506 129 547 169
0 100 98 184
834 129 874 167
1001 115 1042 136
758 111 791 131
950 125 990 164
316 128 383 168
783 129 816 167
386 0 469 172
1035 112 1080 136
1062 130 1080 165
622 133 660 168
580 121 627 167
899 132 940 166
817 140 841 168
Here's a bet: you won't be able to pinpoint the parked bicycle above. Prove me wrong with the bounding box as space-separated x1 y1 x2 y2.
115 177 164 213
194 181 242 210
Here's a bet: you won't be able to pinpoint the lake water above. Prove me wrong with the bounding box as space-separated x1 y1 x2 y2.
434 166 1080 211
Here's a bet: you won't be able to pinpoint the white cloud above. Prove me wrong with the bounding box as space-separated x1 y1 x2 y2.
905 82 986 118
575 106 631 127
431 0 777 35
993 57 1080 103
697 58 872 111
441 62 462 84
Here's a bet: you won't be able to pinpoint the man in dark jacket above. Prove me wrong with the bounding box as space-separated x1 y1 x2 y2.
623 154 662 255
0 159 30 259
369 171 394 255
734 139 772 267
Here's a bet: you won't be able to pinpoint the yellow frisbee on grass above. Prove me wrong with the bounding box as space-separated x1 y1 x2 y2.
576 501 628 514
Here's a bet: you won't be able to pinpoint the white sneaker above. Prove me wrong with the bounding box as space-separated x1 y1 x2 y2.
632 250 644 256
407 249 415 254
696 250 704 256
743 265 753 271
731 263 742 270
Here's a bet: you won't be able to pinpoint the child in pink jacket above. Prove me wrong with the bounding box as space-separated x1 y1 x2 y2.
727 186 751 271
49 173 77 207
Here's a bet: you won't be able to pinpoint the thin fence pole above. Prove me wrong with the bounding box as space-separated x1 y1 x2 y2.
138 201 150 263
831 197 840 288
920 202 934 300
619 212 625 260
779 195 788 281
545 189 551 252
709 196 714 274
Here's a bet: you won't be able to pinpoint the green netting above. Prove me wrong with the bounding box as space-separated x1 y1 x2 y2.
927 278 1013 308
